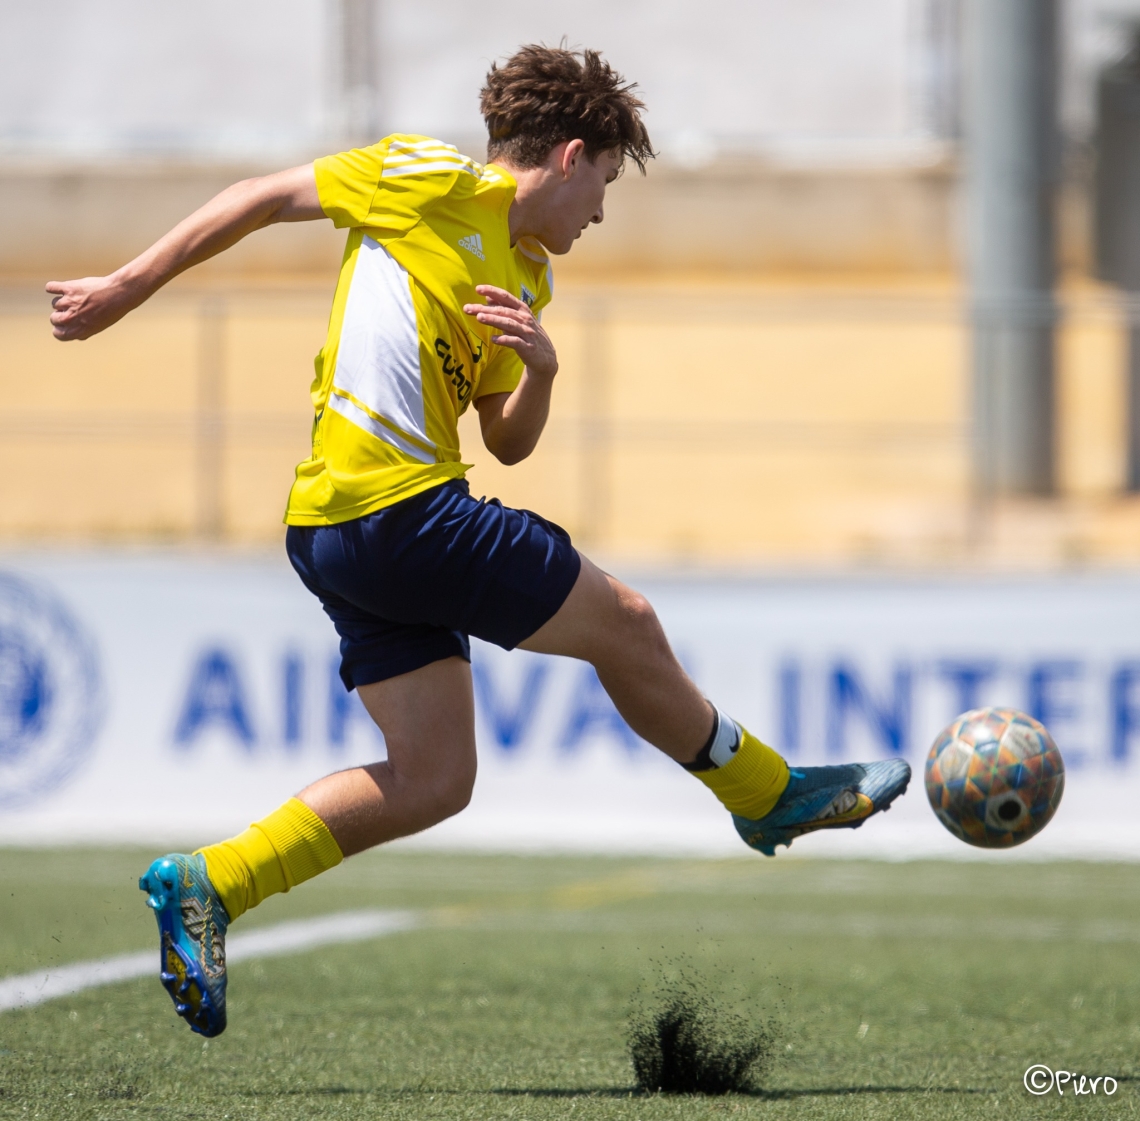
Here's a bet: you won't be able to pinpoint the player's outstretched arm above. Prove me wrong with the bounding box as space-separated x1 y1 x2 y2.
47 164 323 341
467 285 559 465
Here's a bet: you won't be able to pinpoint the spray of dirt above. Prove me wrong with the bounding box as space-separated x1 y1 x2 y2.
628 968 777 1095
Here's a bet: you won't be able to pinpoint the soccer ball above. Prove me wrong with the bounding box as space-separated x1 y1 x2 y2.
924 708 1064 848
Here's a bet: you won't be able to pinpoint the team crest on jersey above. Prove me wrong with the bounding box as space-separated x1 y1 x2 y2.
519 285 536 307
458 233 485 261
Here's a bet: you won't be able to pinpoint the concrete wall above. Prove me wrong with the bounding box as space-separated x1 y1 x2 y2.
0 159 960 282
1 275 1132 567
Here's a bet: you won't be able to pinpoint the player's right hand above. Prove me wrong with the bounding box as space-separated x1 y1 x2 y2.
46 276 135 341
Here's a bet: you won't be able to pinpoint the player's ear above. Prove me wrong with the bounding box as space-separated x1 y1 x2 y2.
561 139 586 179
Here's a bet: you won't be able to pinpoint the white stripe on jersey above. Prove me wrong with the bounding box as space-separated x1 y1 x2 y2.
331 236 435 458
388 137 458 151
327 393 433 463
384 150 469 167
382 161 481 179
384 139 488 180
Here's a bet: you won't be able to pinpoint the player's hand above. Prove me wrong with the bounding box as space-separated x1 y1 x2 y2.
46 275 138 341
463 285 557 378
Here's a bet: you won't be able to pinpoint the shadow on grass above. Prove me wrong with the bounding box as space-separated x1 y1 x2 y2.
494 1086 995 1100
256 1084 995 1100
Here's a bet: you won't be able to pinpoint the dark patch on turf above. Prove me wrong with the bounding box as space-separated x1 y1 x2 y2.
95 1067 143 1100
628 970 775 1095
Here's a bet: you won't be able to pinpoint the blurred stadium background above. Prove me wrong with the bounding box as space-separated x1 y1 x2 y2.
4 0 1140 846
8 5 1140 1116
4 0 1140 564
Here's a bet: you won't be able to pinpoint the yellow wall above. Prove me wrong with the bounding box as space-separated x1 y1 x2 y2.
3 276 1137 566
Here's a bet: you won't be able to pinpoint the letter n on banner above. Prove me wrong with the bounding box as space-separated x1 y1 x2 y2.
826 662 911 758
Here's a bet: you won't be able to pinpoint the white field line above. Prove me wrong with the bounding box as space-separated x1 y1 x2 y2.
0 909 417 1013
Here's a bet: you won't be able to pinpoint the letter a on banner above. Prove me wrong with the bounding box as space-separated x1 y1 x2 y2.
472 657 547 751
560 665 641 754
174 648 256 748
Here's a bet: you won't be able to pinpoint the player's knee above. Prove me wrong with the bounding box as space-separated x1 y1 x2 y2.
427 760 476 822
440 771 475 818
620 590 668 652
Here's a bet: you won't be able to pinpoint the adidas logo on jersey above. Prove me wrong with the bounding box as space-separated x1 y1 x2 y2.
458 233 485 261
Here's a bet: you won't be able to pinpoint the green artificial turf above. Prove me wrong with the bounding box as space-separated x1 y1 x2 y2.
2 849 1140 1119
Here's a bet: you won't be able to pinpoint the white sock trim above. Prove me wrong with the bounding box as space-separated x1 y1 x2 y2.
708 708 742 768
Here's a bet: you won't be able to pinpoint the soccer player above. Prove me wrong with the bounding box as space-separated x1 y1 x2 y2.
47 46 910 1038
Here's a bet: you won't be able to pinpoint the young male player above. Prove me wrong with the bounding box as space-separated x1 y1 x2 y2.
47 46 910 1038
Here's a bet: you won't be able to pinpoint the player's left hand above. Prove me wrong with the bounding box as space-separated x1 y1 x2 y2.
463 286 558 379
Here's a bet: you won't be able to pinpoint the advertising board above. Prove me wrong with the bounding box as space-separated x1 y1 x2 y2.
1 553 1138 859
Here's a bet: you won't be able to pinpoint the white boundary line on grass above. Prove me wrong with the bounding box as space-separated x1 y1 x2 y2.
0 909 418 1013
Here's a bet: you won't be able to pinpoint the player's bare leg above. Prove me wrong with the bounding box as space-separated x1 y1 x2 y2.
297 657 477 856
519 555 712 762
521 553 911 855
300 552 910 859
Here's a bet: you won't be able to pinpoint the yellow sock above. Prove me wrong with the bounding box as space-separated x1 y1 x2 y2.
197 797 343 922
691 728 790 820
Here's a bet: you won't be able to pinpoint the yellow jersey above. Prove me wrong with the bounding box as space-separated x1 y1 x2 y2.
284 134 554 526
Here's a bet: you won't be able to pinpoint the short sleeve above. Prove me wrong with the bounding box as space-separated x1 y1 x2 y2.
314 144 388 229
474 346 525 400
315 135 466 236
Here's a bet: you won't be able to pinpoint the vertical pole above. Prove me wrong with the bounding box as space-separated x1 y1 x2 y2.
1093 35 1140 490
579 298 611 547
964 0 1059 497
340 0 378 144
1130 315 1140 488
195 297 225 539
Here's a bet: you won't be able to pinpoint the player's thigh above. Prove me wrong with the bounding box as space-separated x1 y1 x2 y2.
356 655 477 790
518 553 659 663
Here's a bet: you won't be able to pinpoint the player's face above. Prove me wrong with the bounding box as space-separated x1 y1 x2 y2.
543 147 623 254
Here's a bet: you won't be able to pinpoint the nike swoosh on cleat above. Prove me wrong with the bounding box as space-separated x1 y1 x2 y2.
814 791 874 827
770 789 875 839
778 793 875 842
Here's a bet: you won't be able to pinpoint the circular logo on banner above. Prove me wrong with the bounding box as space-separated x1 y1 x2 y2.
0 573 104 809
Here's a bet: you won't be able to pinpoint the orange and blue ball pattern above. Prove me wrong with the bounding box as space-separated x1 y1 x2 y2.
924 707 1064 848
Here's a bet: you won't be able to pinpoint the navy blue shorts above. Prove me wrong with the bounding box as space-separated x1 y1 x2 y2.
286 480 581 690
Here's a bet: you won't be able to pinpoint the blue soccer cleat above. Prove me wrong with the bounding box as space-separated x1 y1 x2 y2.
733 760 911 856
139 853 229 1037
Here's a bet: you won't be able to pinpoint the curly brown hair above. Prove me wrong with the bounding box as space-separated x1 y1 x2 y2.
481 45 654 173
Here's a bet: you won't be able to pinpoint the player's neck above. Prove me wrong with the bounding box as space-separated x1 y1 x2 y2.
497 162 557 247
